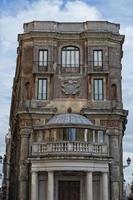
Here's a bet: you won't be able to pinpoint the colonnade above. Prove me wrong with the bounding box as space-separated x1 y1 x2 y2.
31 171 109 200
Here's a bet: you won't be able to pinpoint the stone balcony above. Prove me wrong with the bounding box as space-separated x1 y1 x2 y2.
32 141 108 156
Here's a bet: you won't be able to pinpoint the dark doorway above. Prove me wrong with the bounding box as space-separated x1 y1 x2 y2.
58 181 80 200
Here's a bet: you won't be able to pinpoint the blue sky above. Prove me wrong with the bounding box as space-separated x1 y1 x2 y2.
0 0 133 182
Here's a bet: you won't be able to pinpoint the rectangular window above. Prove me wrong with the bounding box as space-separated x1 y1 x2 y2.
93 79 104 100
93 130 104 143
39 50 48 66
98 130 104 143
68 128 76 141
93 50 103 67
62 47 79 68
93 130 98 143
37 79 47 100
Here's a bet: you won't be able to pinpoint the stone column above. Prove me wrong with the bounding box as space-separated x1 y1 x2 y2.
86 172 93 200
47 171 54 200
19 128 32 200
102 172 108 200
31 172 38 200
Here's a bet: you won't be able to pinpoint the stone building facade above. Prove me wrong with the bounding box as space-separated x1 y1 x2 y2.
7 21 128 200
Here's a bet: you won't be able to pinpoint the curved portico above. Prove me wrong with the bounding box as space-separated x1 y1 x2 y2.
30 113 110 200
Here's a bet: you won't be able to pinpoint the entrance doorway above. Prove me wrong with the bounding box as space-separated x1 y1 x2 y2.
58 181 80 200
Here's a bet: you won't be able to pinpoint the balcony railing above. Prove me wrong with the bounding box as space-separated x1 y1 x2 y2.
32 141 108 156
33 61 109 74
88 61 109 72
33 61 55 73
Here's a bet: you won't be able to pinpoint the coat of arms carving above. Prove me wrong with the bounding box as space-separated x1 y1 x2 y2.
62 80 80 95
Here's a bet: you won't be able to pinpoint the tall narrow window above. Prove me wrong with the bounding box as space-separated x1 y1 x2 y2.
93 50 103 67
37 79 47 100
68 128 76 141
98 130 104 143
39 50 48 66
93 79 104 100
61 46 79 68
93 130 104 143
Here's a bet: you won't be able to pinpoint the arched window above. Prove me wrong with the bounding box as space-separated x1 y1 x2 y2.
111 84 117 100
61 46 80 68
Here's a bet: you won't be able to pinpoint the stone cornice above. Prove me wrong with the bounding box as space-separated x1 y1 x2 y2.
19 31 124 44
81 108 128 117
23 21 120 34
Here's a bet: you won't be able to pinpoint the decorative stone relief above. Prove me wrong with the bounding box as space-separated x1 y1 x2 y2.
100 120 120 128
61 80 80 95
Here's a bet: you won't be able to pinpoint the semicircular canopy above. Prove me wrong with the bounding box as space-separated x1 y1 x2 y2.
47 113 93 126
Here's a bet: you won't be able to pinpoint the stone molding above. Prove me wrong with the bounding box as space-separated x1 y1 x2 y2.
30 159 109 173
23 21 120 34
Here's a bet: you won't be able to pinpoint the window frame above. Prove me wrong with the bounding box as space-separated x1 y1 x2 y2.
98 130 105 143
93 130 105 144
38 49 48 67
37 78 48 100
61 46 80 68
93 78 104 101
93 50 103 67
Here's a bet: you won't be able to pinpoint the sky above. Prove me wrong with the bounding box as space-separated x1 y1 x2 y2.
0 0 133 183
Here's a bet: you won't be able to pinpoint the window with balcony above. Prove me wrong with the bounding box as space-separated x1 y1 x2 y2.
93 50 103 68
93 79 104 100
61 46 80 72
37 78 47 100
39 50 48 69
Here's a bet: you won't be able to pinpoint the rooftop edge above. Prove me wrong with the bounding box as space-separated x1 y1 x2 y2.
23 21 120 34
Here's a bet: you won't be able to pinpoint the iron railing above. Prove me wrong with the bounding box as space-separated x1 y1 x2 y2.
33 61 109 73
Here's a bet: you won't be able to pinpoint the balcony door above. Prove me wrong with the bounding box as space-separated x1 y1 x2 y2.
58 181 80 200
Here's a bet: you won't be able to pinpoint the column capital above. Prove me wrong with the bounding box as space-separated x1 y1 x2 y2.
48 170 54 173
20 128 33 137
86 171 93 173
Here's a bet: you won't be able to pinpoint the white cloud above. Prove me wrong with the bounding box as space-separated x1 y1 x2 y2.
0 1 102 41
